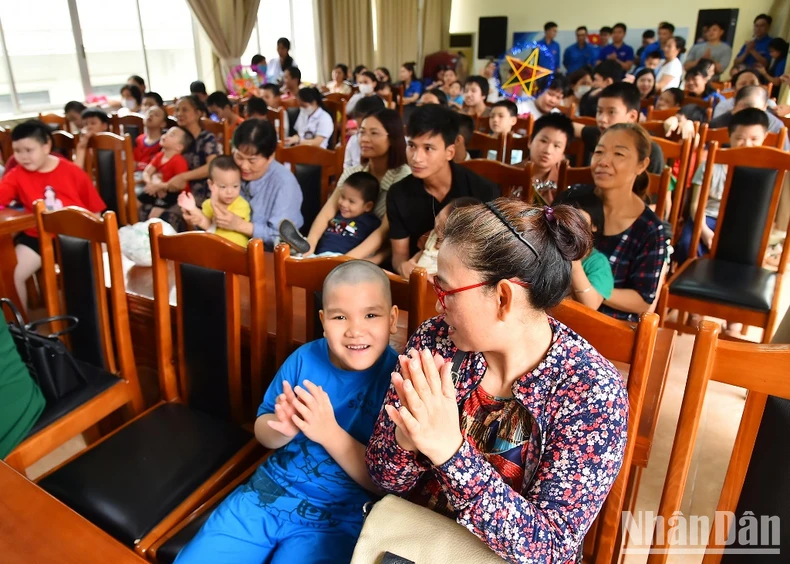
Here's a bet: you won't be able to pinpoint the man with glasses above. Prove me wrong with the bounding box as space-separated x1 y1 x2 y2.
387 105 499 278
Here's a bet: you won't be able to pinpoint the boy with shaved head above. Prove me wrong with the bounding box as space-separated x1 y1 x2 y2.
176 260 398 564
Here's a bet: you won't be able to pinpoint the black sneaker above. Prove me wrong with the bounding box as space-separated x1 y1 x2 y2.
278 219 311 254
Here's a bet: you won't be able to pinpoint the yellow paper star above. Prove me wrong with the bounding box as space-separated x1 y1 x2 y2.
500 49 553 97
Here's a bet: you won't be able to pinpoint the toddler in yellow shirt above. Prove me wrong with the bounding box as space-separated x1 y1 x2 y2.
178 155 251 247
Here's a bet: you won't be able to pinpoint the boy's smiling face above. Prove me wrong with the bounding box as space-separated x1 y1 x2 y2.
320 280 398 371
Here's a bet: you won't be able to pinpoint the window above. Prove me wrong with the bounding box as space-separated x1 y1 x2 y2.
0 0 84 112
138 0 199 99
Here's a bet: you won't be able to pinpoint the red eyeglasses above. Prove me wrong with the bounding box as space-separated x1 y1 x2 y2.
432 277 530 309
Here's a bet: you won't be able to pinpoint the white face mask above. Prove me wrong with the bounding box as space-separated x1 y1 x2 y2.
124 98 137 109
359 83 374 95
300 106 316 118
574 85 592 98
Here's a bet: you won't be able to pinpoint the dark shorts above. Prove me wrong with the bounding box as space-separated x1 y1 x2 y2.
13 233 40 255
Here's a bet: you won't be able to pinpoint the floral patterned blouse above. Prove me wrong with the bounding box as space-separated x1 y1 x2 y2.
183 128 220 205
366 316 629 563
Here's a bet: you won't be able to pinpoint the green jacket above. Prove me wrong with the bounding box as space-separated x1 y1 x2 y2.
0 322 45 459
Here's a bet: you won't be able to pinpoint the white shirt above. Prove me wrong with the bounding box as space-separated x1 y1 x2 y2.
344 134 361 168
515 97 560 119
713 96 777 119
266 56 298 84
294 107 334 149
656 58 683 91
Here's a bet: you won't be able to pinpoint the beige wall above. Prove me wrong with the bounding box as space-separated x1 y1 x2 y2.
450 0 776 73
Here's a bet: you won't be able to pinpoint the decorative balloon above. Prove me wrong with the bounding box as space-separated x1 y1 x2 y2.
226 65 265 97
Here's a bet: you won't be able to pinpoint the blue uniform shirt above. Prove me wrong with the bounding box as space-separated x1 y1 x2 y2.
563 43 598 73
736 36 772 67
538 38 561 70
599 43 635 64
403 80 423 98
640 42 664 66
254 340 397 525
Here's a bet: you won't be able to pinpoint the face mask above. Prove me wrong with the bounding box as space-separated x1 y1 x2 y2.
575 85 592 98
124 98 137 109
359 83 374 95
300 106 315 118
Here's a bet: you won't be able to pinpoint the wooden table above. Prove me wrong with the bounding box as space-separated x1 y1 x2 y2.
0 461 147 563
0 208 35 312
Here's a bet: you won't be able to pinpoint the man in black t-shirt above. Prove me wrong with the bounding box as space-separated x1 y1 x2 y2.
572 82 665 174
387 105 499 277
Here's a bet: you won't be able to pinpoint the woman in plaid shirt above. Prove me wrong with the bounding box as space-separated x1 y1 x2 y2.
366 199 628 563
568 123 667 322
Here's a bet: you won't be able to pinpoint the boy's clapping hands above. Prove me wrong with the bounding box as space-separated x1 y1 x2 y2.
267 380 339 446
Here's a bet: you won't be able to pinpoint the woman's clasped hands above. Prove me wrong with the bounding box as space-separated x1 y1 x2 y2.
385 348 464 466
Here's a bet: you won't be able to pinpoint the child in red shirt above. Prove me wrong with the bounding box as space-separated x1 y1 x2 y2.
0 120 106 311
133 105 167 172
138 126 194 220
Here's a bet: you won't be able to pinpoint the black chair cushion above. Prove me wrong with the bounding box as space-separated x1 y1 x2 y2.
670 258 776 312
27 359 120 436
156 496 222 563
38 403 252 546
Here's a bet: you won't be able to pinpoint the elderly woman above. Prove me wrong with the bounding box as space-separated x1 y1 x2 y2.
366 198 628 563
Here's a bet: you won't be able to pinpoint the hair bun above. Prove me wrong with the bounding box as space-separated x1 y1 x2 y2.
547 204 592 262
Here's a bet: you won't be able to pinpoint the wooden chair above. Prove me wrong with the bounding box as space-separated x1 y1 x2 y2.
276 145 342 225
547 299 659 564
38 112 67 131
274 243 430 366
640 98 656 111
200 118 230 155
646 167 673 222
113 112 145 146
682 95 714 111
396 83 405 117
647 321 790 562
646 107 682 121
658 143 790 343
51 130 77 161
164 103 176 116
649 135 693 236
710 80 730 91
565 137 587 167
474 114 490 133
85 132 137 226
557 162 594 191
323 92 347 104
35 225 267 557
573 116 597 128
468 131 505 161
0 125 11 164
505 132 530 165
557 103 576 117
514 114 534 139
266 106 287 144
281 97 299 109
460 158 533 201
322 97 347 148
4 202 146 474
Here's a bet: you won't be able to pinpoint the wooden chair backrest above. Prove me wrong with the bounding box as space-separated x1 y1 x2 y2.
765 128 787 149
164 104 176 116
573 116 597 127
557 103 576 118
267 106 286 143
648 321 790 563
51 131 77 161
281 97 299 108
548 299 659 564
474 115 489 133
86 132 136 226
514 115 534 139
646 107 681 121
149 223 267 424
396 83 405 117
200 118 230 154
323 93 347 104
34 201 142 410
505 132 530 165
689 142 790 272
710 80 730 91
641 120 698 144
646 168 672 221
468 132 505 162
275 144 342 204
460 159 533 201
274 244 421 367
557 162 594 190
113 113 145 145
0 126 10 163
322 98 348 148
38 112 67 131
649 135 693 229
682 95 714 109
564 138 586 167
640 98 656 110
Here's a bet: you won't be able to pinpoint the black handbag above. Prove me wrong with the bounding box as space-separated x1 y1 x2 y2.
1 298 88 404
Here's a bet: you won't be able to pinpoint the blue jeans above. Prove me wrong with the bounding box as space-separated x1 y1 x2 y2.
174 481 362 564
675 216 717 265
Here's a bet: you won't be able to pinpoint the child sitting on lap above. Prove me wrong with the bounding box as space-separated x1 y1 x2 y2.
175 260 399 564
279 172 381 256
413 197 478 278
177 155 251 247
138 126 193 220
133 105 167 175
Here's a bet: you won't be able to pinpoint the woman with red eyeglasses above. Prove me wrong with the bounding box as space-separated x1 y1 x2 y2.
365 199 628 563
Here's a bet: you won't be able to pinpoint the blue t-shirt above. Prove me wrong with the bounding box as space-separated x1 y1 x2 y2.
538 38 561 70
598 43 634 64
315 212 381 255
563 43 597 73
254 339 397 525
769 57 786 78
404 80 423 99
640 42 664 66
736 35 772 67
